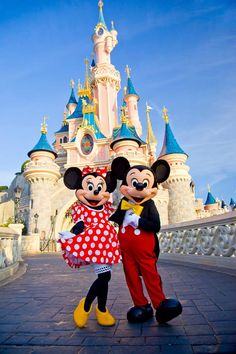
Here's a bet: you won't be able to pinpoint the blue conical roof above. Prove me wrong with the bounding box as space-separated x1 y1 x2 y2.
67 88 77 107
97 3 107 28
83 111 106 140
67 96 89 119
221 200 227 208
111 120 145 148
159 122 186 157
204 191 216 205
91 58 96 67
229 198 236 205
55 124 69 134
126 77 138 96
28 133 57 158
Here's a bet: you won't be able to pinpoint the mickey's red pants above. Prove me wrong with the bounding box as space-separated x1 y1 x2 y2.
118 225 166 309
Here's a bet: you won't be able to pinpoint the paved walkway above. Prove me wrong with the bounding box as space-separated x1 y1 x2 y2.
0 254 236 354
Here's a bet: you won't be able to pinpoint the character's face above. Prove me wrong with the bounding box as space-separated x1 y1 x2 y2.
120 168 157 205
76 174 110 208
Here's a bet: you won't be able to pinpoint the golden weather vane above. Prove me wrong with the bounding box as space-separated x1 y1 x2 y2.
162 106 169 123
70 79 74 88
41 116 48 134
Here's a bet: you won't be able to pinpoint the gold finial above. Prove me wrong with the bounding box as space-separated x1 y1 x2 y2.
121 106 127 123
98 0 103 10
78 79 81 90
41 116 47 134
70 79 74 89
82 98 88 107
162 106 169 123
125 64 131 78
63 111 67 126
208 184 211 192
84 57 89 89
92 52 94 59
124 86 127 95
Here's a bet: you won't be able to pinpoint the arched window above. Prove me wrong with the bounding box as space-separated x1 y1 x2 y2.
59 138 63 144
63 136 68 143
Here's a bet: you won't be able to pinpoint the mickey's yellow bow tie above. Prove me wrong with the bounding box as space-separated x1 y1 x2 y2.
121 199 143 216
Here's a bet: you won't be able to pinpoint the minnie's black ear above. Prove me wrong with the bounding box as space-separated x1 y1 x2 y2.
151 159 170 184
111 157 130 180
105 172 117 193
64 167 82 190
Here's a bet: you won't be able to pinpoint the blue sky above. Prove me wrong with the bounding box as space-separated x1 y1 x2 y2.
0 0 235 204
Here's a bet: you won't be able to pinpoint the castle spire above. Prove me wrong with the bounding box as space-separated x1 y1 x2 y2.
146 103 157 145
97 0 107 29
84 57 89 89
28 118 57 158
66 79 77 114
41 116 47 134
205 186 217 205
125 65 138 96
124 65 142 135
159 106 186 158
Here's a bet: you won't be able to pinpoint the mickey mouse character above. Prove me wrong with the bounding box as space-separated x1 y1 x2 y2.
58 166 121 328
110 157 182 324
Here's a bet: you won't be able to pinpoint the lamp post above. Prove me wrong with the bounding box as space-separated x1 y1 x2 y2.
34 213 39 233
14 186 22 223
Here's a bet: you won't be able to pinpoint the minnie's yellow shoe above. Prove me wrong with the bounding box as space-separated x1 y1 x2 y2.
95 305 116 326
73 298 92 328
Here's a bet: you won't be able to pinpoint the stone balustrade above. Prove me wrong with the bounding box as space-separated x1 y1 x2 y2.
159 212 236 266
0 226 22 281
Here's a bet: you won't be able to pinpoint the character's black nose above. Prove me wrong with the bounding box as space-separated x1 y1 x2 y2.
136 183 144 191
94 190 99 195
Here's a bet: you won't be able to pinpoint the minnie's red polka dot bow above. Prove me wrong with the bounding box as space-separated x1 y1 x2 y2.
82 166 108 178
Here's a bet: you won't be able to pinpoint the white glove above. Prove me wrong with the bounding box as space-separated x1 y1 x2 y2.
123 210 140 228
58 231 76 240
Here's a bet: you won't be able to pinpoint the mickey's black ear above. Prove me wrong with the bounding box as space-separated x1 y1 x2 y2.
111 157 130 180
105 172 117 193
151 159 170 184
64 167 82 190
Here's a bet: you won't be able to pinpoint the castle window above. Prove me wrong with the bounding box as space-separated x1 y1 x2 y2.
30 199 33 209
59 138 63 144
63 136 68 143
134 104 137 110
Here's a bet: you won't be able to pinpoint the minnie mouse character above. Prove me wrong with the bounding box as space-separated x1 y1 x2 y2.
110 157 182 324
58 166 121 328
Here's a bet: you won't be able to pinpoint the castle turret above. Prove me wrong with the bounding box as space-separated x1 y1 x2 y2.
124 65 142 136
111 107 146 165
66 80 77 115
159 107 196 224
23 118 60 236
90 0 120 137
146 103 157 164
204 185 218 212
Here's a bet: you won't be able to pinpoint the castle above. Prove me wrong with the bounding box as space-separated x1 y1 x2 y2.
0 1 229 239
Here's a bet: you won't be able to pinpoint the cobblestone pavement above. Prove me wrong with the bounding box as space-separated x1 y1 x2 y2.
0 254 236 354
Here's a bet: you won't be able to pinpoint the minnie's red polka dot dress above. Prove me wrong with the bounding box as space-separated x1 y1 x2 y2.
59 202 121 269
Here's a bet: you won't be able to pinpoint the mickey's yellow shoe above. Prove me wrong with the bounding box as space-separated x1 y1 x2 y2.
95 305 116 326
73 298 92 328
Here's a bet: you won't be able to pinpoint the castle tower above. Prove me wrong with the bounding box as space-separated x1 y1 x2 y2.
204 185 218 212
90 1 121 137
124 65 142 136
23 118 60 236
146 103 157 165
111 107 146 165
159 107 196 224
66 80 77 115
